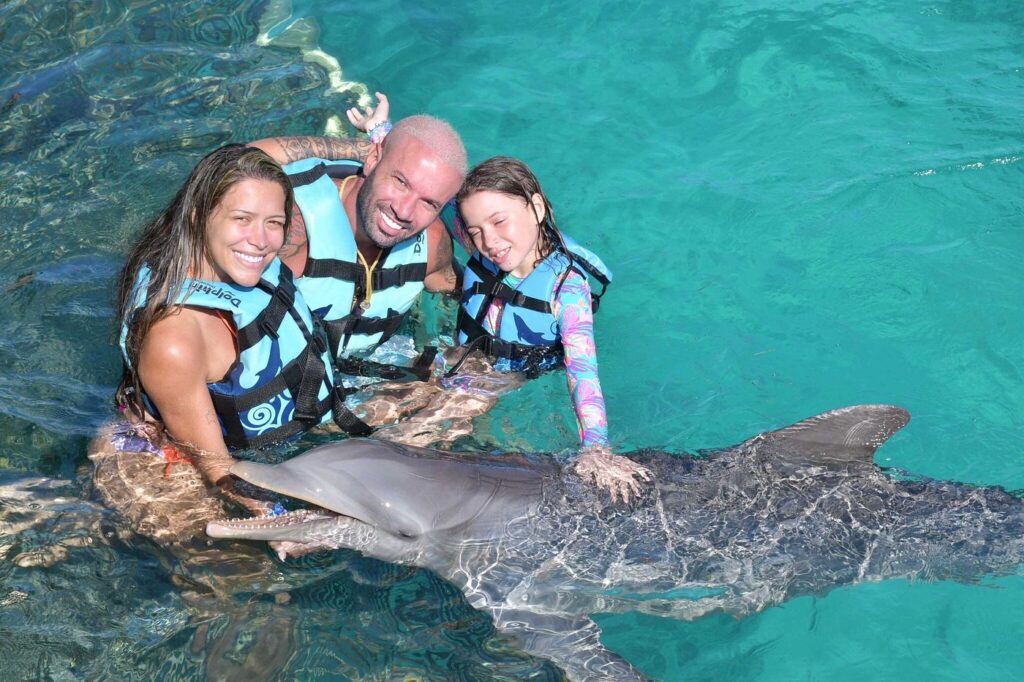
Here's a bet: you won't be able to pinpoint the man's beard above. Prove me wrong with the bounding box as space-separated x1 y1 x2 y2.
356 171 406 250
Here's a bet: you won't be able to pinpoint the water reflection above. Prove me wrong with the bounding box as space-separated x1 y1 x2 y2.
0 1 560 678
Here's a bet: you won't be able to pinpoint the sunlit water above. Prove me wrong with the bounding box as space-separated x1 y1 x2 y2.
1 0 1022 679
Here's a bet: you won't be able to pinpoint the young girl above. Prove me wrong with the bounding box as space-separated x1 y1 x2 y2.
449 157 650 500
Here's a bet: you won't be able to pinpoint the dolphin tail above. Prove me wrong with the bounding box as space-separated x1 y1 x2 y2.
751 404 910 465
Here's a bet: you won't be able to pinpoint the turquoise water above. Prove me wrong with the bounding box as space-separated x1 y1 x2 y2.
1 0 1023 679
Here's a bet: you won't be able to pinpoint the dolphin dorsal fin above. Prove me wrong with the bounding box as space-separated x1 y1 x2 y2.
753 404 910 465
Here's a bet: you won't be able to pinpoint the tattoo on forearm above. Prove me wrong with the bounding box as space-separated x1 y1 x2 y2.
272 136 374 164
443 264 460 293
427 264 460 295
434 229 453 269
426 232 460 294
280 213 308 259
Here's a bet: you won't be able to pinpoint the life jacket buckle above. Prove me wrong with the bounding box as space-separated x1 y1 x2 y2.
275 281 295 308
293 407 318 422
259 317 279 339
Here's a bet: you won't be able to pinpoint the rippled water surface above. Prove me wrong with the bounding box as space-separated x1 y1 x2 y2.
1 0 1023 679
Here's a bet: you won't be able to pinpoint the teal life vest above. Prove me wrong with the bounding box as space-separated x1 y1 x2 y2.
120 259 370 450
284 158 429 362
456 231 612 374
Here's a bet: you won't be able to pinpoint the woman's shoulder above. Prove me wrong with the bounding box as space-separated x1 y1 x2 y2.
138 307 233 382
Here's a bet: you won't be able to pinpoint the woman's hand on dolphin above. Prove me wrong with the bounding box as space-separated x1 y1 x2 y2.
347 92 390 133
573 447 652 503
215 474 277 517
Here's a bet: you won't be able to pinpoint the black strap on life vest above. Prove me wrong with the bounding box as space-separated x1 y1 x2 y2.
565 257 610 313
234 267 298 352
454 307 563 364
286 160 361 190
462 257 551 313
326 304 437 383
321 307 406 359
335 345 438 383
303 244 429 357
446 314 562 380
208 269 372 448
303 258 428 290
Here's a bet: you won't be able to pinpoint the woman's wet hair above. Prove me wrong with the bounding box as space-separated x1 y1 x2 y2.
114 143 293 417
457 155 571 273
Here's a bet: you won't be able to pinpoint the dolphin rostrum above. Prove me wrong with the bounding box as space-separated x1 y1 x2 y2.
207 405 1024 680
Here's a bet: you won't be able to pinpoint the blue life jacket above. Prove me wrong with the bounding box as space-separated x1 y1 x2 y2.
456 231 612 373
284 158 428 361
120 259 369 450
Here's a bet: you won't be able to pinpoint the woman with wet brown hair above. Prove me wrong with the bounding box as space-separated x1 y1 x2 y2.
97 143 340 527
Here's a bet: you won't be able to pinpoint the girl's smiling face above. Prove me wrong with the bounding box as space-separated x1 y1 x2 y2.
459 190 546 278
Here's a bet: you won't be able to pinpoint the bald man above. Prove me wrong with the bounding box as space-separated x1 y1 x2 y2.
250 117 466 433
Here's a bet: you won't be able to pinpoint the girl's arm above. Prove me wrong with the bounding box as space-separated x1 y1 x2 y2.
551 270 609 446
554 269 652 502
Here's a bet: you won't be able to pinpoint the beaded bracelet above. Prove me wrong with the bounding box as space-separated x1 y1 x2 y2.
367 119 393 144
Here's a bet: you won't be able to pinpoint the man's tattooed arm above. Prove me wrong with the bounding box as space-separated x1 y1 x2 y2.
279 210 308 261
423 223 461 294
248 136 375 165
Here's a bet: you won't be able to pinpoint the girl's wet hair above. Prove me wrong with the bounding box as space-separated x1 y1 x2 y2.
456 156 570 269
114 143 293 418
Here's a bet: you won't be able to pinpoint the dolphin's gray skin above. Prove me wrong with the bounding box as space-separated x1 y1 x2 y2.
207 405 1024 680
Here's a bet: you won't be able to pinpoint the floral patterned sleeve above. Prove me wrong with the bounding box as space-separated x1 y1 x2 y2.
551 269 609 446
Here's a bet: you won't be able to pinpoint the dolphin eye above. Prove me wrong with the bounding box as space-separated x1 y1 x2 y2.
392 523 419 539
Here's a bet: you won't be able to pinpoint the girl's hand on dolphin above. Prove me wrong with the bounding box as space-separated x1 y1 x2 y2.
346 92 390 133
573 447 652 503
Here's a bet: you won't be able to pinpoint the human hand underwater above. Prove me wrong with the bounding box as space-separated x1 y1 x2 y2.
215 479 317 559
346 91 390 134
573 447 652 503
216 476 274 518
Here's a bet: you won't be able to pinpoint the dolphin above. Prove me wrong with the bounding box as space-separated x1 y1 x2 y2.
207 405 1024 680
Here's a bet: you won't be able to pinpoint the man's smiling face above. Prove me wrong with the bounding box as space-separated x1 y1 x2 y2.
356 135 463 249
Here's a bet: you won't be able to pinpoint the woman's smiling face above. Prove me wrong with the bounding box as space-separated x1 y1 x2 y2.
459 190 546 278
201 178 286 286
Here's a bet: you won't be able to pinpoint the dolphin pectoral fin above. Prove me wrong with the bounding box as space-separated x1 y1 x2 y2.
753 404 910 465
494 609 647 681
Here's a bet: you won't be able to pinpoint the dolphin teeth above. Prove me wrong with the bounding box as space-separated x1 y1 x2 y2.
214 509 336 530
